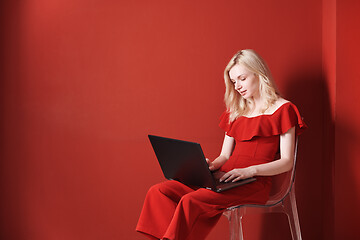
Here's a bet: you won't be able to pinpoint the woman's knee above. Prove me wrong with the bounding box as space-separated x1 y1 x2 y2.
179 190 203 207
147 180 188 197
179 188 220 207
147 183 160 194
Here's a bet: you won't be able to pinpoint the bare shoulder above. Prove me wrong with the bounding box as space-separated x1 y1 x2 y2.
275 97 290 107
265 98 290 114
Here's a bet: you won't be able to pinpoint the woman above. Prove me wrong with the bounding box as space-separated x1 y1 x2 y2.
136 49 307 240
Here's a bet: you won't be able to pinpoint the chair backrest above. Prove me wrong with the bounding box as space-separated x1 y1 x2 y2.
266 137 298 206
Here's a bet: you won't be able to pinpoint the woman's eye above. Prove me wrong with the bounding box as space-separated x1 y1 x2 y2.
240 78 246 81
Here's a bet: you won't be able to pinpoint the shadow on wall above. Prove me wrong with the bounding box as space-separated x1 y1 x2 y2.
258 63 335 240
334 110 360 238
0 2 30 240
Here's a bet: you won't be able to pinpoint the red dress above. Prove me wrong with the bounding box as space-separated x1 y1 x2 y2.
136 102 307 240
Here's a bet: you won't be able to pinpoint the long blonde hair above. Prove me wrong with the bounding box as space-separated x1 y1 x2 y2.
224 49 279 121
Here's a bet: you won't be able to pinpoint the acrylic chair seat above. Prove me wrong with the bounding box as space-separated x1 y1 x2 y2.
223 138 302 240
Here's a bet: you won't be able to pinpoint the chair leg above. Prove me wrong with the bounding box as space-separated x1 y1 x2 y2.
226 208 245 240
283 189 302 240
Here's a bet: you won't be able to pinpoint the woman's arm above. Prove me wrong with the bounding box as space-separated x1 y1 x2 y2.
220 126 296 182
206 134 235 171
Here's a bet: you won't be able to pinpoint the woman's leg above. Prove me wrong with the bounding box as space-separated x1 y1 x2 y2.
163 178 271 240
136 181 195 239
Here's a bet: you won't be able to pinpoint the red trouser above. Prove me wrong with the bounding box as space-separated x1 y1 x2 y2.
136 178 271 240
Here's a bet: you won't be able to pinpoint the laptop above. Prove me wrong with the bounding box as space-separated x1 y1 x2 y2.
148 135 256 192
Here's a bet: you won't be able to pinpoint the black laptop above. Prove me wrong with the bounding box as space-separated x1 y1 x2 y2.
148 135 256 192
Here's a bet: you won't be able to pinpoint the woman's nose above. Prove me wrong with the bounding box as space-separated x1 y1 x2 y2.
235 81 242 90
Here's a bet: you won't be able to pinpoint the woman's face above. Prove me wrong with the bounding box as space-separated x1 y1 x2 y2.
228 64 260 100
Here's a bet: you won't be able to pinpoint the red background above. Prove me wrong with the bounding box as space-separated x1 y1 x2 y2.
0 0 359 239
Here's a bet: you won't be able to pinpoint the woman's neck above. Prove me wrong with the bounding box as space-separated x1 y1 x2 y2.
245 97 266 116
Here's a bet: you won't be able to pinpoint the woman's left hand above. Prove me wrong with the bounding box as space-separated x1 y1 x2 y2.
219 167 257 182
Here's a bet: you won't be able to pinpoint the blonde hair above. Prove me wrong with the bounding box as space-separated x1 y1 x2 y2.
224 49 280 121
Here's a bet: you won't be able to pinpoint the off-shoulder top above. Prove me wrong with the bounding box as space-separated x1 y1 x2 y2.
218 102 307 172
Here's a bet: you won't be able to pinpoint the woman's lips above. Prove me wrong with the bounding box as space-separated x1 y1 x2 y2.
240 90 247 96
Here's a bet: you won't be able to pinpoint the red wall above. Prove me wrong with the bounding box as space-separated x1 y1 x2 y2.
321 0 336 238
335 0 360 238
1 0 355 239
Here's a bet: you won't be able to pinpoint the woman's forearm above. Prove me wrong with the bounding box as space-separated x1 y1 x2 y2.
250 157 294 176
209 155 229 171
220 157 294 183
214 155 229 165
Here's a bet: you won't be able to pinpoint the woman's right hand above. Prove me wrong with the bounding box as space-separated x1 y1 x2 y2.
206 158 220 171
205 134 233 172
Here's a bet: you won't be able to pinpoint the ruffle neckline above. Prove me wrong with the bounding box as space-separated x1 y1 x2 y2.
219 102 307 141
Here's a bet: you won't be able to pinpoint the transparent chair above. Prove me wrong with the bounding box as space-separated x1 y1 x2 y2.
223 138 302 240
